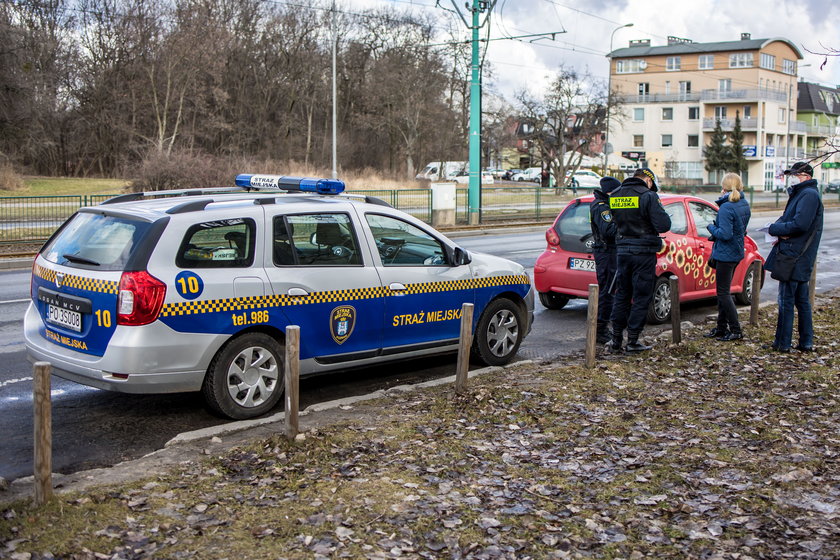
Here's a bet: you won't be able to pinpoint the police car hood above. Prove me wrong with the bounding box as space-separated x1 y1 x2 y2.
469 251 527 278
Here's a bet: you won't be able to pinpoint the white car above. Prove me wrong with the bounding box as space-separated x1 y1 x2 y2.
453 171 495 184
512 167 542 183
565 170 603 190
25 174 533 419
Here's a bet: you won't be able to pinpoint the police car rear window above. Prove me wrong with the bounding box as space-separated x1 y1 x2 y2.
42 212 154 271
176 218 256 268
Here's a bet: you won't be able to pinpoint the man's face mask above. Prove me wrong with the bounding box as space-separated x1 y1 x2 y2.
788 175 801 187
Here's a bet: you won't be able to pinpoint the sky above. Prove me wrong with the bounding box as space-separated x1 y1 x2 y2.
345 0 840 103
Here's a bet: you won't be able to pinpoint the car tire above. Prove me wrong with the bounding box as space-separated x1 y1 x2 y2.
539 291 570 310
203 333 285 420
472 298 524 367
734 261 759 305
647 275 672 324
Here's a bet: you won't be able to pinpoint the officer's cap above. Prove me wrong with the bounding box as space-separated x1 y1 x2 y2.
599 176 621 194
634 167 658 192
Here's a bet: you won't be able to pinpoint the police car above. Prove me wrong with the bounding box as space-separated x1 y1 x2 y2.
25 175 534 419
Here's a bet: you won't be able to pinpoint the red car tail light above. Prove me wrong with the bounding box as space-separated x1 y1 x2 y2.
117 271 166 326
545 228 560 247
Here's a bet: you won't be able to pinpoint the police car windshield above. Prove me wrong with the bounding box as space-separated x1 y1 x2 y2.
42 212 153 271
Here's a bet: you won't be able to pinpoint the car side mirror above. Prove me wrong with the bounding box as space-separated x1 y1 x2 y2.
453 247 471 266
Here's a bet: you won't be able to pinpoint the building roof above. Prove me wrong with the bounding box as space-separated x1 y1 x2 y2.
797 81 840 115
609 37 803 60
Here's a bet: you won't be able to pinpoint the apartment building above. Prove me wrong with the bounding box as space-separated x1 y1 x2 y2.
796 82 840 184
607 33 805 189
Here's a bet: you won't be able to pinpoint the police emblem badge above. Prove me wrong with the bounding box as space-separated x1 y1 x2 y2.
330 305 356 344
601 210 612 222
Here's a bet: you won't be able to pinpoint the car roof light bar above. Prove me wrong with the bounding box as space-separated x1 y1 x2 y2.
234 174 345 195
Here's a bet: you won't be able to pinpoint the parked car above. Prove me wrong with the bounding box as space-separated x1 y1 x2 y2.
25 174 533 419
565 170 603 190
512 167 542 183
453 170 495 184
825 180 840 194
533 194 765 323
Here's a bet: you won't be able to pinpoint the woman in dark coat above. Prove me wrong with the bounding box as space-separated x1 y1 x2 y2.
705 173 751 341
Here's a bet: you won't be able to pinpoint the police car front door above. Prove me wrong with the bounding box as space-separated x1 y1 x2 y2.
263 211 383 362
363 213 474 351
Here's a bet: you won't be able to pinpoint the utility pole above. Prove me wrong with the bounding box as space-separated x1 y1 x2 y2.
331 0 338 179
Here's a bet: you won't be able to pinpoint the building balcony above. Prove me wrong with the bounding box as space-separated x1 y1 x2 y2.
789 121 808 133
774 146 806 158
618 92 701 104
700 88 788 103
805 124 835 136
702 117 759 130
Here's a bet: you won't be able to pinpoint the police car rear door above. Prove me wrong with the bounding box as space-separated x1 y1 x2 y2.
262 206 384 362
362 211 474 351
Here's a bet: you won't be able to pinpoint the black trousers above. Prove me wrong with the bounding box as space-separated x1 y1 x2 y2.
610 252 656 341
594 249 617 333
715 260 741 333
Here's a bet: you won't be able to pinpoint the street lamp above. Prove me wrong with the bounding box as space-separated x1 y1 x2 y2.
603 23 634 174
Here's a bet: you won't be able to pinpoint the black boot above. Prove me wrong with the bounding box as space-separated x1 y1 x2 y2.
605 334 623 353
704 327 728 339
596 326 611 345
626 338 652 352
717 330 743 341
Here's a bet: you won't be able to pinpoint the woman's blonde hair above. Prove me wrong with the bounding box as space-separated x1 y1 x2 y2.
721 172 743 203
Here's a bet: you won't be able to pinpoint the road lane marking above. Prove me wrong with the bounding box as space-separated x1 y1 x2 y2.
0 299 29 305
0 376 33 389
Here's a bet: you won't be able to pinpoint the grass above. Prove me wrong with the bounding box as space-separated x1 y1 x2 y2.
6 177 130 197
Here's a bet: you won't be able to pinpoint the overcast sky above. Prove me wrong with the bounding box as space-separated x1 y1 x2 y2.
347 0 840 103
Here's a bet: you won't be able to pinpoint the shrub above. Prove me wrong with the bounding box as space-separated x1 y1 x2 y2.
0 162 24 191
128 150 240 192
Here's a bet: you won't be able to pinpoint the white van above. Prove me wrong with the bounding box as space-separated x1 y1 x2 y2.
415 161 466 181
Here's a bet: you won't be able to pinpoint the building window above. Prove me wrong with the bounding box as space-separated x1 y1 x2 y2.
715 106 727 119
666 56 681 71
743 106 752 119
662 107 674 120
729 53 754 68
638 82 650 99
687 135 699 147
779 108 786 123
678 81 691 99
782 59 796 74
616 59 646 73
665 81 671 94
633 108 645 121
760 53 776 70
633 135 644 147
698 55 714 69
661 134 673 147
688 106 700 120
719 79 732 93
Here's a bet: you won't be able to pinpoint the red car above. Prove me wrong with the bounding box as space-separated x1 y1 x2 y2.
534 194 765 323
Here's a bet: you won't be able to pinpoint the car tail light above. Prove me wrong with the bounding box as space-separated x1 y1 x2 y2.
117 271 166 326
545 228 560 247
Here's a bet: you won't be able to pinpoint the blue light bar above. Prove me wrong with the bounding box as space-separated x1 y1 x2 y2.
234 174 345 195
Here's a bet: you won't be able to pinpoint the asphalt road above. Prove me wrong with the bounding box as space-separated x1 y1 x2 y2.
2 210 840 482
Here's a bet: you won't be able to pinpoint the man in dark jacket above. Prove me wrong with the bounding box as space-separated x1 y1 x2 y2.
590 177 621 343
608 168 671 352
764 161 824 352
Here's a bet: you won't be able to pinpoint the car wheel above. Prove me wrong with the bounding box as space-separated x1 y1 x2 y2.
734 261 759 305
203 333 285 420
647 275 672 324
472 298 524 366
539 291 570 310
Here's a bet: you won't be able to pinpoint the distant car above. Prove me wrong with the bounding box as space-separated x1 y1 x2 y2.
534 194 765 323
825 180 840 194
512 167 541 183
565 170 603 190
453 171 494 184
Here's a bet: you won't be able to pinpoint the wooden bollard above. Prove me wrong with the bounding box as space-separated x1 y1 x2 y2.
284 326 300 440
669 276 681 344
809 262 817 308
585 284 598 368
33 362 53 505
455 303 474 394
749 264 761 326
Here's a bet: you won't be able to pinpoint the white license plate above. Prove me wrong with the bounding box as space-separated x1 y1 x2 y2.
569 258 596 271
47 305 82 332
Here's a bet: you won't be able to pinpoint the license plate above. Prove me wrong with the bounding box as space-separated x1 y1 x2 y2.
47 304 82 332
569 258 596 271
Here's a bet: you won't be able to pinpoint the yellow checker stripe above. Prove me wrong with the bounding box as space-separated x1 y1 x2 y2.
34 264 119 294
160 274 529 318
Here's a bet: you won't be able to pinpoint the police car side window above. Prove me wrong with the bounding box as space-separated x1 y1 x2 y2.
176 218 255 268
283 213 361 266
688 202 717 239
663 202 688 235
365 214 448 267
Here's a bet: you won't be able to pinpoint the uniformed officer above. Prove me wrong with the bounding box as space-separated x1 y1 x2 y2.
590 176 621 344
608 168 671 352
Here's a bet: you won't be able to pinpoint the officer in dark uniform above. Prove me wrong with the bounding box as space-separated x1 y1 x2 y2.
608 168 671 352
590 176 621 344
